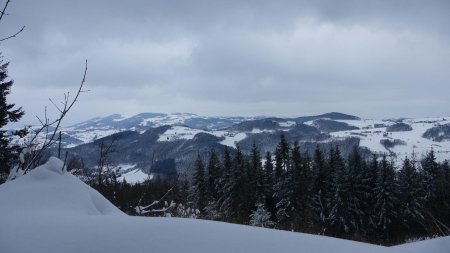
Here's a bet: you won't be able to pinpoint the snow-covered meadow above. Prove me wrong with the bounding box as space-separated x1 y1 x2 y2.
0 157 448 253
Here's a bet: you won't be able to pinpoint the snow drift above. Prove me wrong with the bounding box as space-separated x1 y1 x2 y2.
0 157 448 253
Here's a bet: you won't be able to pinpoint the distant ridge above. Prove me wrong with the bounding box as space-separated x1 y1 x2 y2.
294 112 360 123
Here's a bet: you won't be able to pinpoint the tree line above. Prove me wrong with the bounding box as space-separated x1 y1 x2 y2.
189 135 450 245
86 134 450 245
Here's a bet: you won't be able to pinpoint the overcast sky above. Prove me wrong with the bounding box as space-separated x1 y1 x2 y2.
1 0 450 125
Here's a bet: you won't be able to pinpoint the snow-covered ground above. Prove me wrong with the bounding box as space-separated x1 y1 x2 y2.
1 157 448 253
330 117 450 164
157 125 207 142
219 132 247 148
117 168 152 184
156 125 248 148
394 236 450 253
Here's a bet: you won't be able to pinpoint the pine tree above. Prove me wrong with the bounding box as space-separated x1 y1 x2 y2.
398 157 424 231
218 147 233 218
274 134 290 179
192 154 207 213
373 155 399 242
421 149 439 201
273 136 292 228
222 146 247 222
364 154 379 233
345 146 367 235
422 150 450 232
206 148 221 200
288 141 312 231
205 148 222 219
263 151 276 221
328 146 355 237
311 145 332 233
250 202 275 228
0 57 25 181
249 143 264 204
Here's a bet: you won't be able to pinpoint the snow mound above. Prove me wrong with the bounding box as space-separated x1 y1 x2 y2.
0 157 124 217
0 157 448 253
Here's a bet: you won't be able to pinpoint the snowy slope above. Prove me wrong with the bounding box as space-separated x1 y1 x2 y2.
329 117 450 163
393 236 450 253
3 157 448 253
117 168 151 184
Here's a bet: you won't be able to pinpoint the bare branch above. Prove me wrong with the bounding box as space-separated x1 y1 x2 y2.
49 98 63 113
21 60 88 173
0 0 10 23
0 25 25 42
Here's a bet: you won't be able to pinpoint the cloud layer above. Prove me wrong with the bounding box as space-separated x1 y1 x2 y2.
2 0 450 125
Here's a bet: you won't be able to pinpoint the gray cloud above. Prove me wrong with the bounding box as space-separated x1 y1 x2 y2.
1 0 450 125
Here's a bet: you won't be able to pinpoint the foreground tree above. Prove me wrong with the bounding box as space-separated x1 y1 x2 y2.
0 56 24 181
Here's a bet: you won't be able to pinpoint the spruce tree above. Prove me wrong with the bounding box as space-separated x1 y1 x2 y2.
192 154 207 213
288 141 312 231
218 147 233 218
0 57 25 181
223 146 246 222
398 157 424 232
250 202 274 228
364 154 380 233
421 149 439 201
263 151 276 221
373 155 399 242
249 143 264 204
205 148 222 219
328 146 354 237
273 136 292 228
423 150 450 230
311 145 331 233
345 146 367 235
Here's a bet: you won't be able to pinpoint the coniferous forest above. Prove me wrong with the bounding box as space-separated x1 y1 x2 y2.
91 134 450 246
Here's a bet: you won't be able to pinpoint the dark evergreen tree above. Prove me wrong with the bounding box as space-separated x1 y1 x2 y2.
273 136 292 228
421 149 440 201
328 146 355 237
398 157 425 234
345 146 367 236
363 154 380 233
192 154 207 213
311 145 335 233
249 143 264 204
218 147 233 218
419 150 450 235
222 146 247 222
263 151 276 221
0 57 25 181
204 148 222 219
288 141 313 232
373 155 399 242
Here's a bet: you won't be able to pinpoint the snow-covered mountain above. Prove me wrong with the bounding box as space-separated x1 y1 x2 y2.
1 157 448 253
13 112 450 180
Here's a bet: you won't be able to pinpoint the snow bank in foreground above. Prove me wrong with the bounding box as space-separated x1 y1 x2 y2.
0 157 448 253
393 236 450 253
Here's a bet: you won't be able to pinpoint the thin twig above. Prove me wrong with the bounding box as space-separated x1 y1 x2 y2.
23 60 88 173
0 0 10 23
0 25 25 42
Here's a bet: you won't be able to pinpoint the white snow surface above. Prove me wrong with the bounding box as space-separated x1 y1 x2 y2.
394 236 450 253
331 117 450 164
118 168 150 184
1 157 449 253
219 132 247 148
157 125 206 142
156 125 247 148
